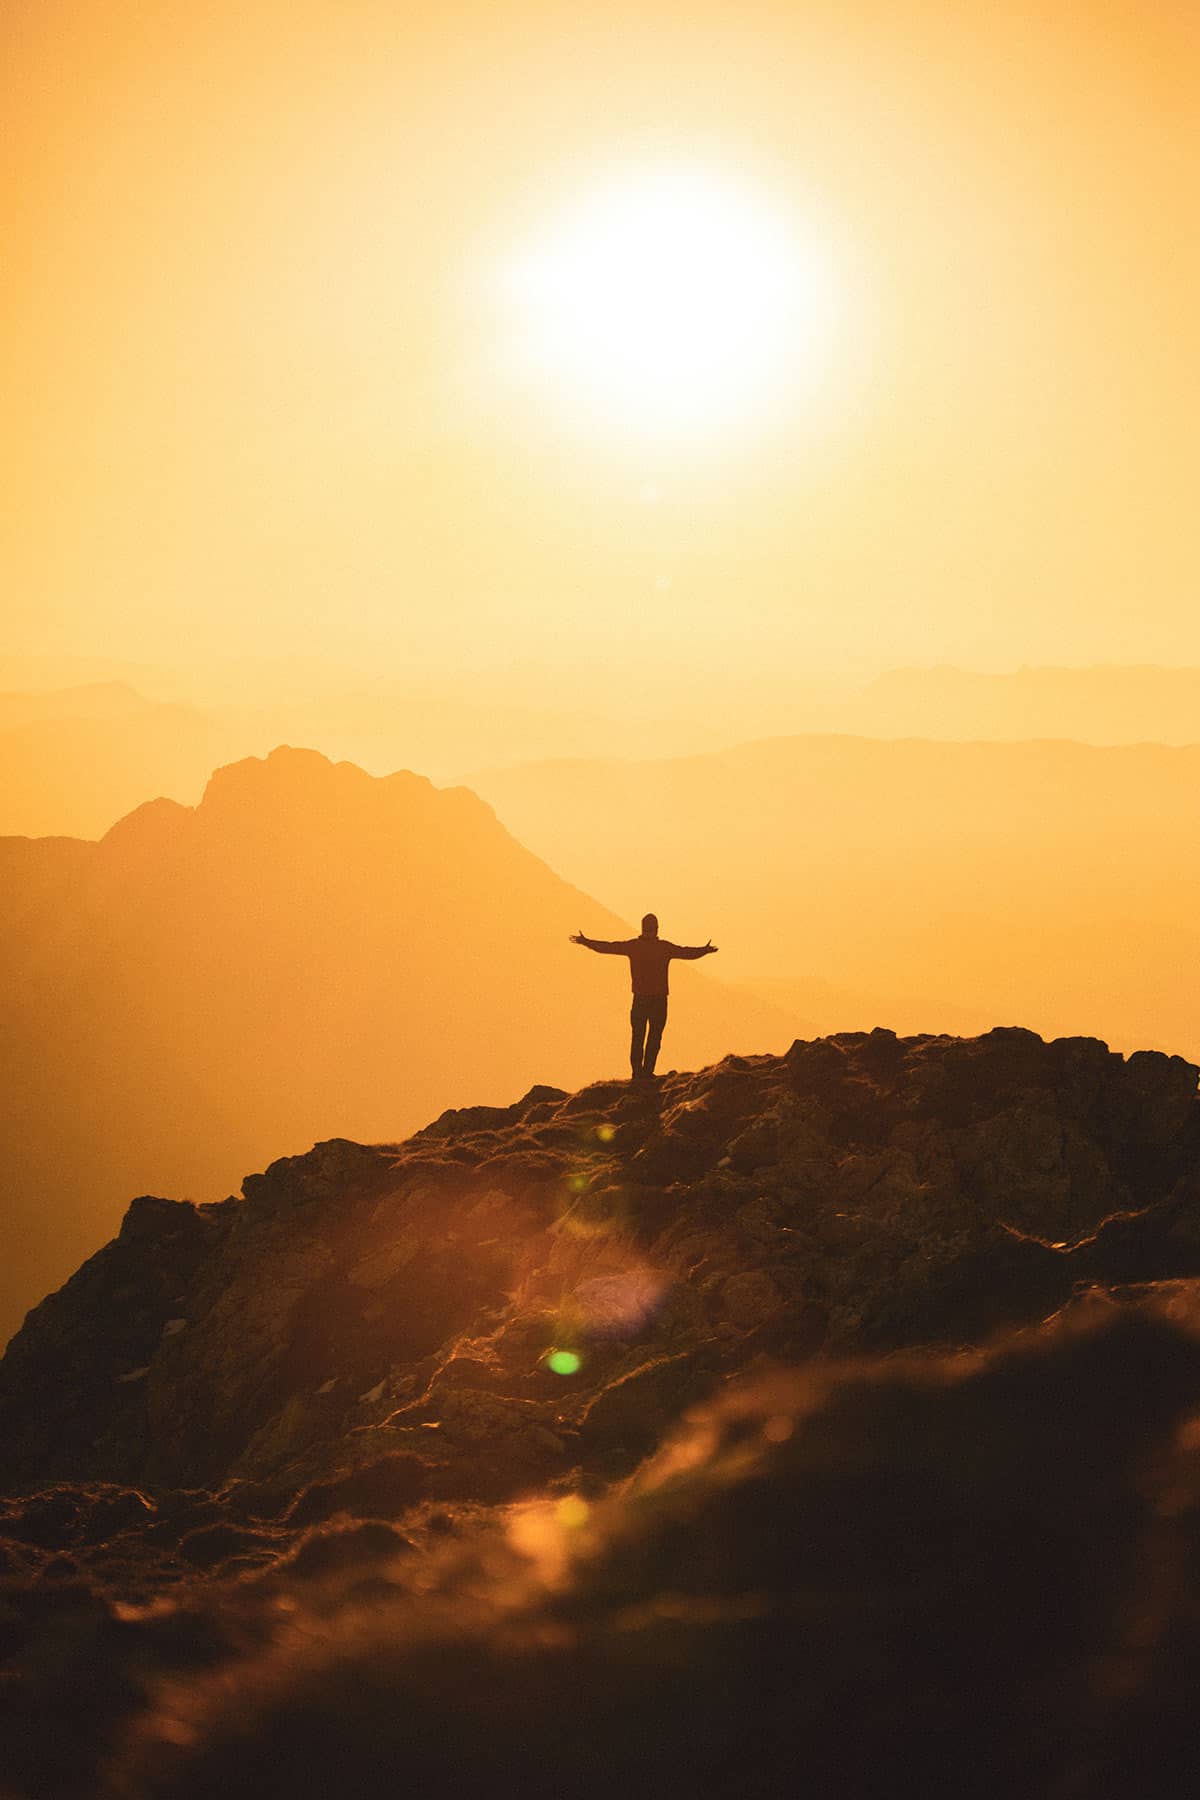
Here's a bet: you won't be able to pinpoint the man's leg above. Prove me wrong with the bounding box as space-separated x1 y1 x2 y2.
643 997 668 1076
630 997 649 1078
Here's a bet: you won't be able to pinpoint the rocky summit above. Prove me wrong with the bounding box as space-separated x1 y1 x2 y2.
6 1029 1200 1798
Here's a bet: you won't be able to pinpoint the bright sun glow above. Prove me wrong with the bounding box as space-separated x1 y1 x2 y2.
502 165 834 446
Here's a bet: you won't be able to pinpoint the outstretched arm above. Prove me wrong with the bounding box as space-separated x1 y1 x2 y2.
570 931 629 954
670 939 719 960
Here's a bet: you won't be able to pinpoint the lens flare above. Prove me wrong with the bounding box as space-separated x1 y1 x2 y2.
555 1496 590 1530
558 1182 630 1238
574 1269 663 1338
547 1349 582 1375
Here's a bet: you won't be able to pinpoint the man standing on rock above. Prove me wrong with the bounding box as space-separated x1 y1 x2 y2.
570 914 718 1081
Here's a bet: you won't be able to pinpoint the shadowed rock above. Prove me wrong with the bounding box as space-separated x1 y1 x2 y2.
4 1030 1200 1499
3 1031 1200 1797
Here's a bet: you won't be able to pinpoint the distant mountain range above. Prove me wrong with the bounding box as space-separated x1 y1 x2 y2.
0 683 226 837
0 679 728 838
8 663 1200 840
0 747 787 1346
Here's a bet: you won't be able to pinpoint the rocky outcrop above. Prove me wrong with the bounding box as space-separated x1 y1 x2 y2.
4 1028 1200 1798
0 1029 1194 1504
4 1026 1200 1500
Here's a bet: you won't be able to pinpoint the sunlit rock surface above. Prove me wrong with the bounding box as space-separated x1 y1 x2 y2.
4 1029 1200 1797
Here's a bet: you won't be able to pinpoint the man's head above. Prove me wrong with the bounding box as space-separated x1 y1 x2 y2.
641 913 659 937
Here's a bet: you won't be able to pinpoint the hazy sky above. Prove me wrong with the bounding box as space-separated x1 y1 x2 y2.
4 0 1197 697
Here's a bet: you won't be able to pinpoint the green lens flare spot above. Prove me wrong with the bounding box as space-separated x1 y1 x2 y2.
547 1349 582 1376
595 1124 616 1143
569 1174 589 1193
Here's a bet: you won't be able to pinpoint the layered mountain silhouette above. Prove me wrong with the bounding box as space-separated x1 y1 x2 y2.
0 746 785 1346
12 662 1200 841
474 734 1200 1059
3 1030 1200 1797
0 684 226 839
0 677 726 838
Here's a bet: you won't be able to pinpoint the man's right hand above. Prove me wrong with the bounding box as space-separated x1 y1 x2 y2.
570 931 589 946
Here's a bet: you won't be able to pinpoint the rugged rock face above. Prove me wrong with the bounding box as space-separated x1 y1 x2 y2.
5 1026 1200 1497
4 1028 1200 1798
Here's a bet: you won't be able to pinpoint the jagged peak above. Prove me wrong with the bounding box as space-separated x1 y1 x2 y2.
200 745 373 806
99 793 193 849
194 744 500 825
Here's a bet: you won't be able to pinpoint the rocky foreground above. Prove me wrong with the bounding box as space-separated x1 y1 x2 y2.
5 1029 1200 1797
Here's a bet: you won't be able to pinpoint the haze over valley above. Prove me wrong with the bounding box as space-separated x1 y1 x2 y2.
10 659 1200 840
474 732 1200 1061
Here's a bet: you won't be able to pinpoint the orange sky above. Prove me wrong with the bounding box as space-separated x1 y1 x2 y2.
3 0 1196 699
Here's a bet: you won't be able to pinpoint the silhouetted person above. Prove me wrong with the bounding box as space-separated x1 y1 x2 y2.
570 913 718 1081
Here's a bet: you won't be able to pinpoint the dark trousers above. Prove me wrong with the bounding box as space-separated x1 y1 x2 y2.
630 994 669 1077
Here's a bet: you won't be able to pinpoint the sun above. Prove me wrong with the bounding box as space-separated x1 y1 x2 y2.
500 164 834 447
